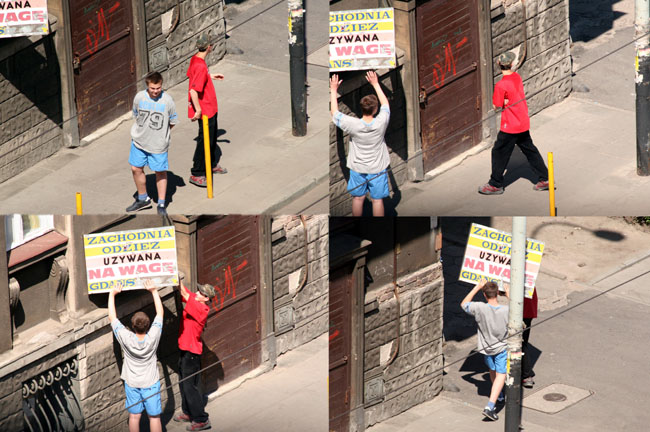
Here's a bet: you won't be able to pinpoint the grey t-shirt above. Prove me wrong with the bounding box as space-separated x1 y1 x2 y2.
131 90 178 154
111 315 163 388
333 105 391 174
463 302 508 355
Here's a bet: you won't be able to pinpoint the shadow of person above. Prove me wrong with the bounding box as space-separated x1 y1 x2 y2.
141 171 186 208
217 128 230 144
459 351 492 398
501 147 539 189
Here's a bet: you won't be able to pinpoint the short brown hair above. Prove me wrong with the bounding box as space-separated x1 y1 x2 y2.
145 71 163 85
131 311 151 334
482 282 499 299
360 94 379 116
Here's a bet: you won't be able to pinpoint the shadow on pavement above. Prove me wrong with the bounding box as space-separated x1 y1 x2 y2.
569 0 627 43
143 171 186 207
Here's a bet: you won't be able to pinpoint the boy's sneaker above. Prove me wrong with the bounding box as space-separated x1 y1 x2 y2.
482 407 498 421
533 180 549 191
126 197 152 212
189 175 207 187
187 420 211 431
523 377 535 388
173 413 191 422
157 205 167 216
478 183 504 195
212 165 228 174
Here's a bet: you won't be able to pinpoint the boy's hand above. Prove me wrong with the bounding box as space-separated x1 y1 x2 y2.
143 279 157 293
211 73 224 80
365 70 379 86
111 282 123 295
477 278 487 289
191 109 202 122
330 74 342 92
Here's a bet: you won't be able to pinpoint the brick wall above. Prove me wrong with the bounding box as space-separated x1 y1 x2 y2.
492 0 572 115
145 0 227 87
329 68 409 216
0 34 62 184
271 215 329 355
363 263 444 427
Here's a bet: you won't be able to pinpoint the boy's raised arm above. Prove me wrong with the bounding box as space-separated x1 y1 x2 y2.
330 74 342 117
461 278 486 309
108 283 123 322
144 279 164 319
366 71 389 107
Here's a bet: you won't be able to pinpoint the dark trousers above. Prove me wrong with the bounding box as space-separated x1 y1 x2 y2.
489 130 548 188
179 350 209 423
522 317 535 379
191 113 222 177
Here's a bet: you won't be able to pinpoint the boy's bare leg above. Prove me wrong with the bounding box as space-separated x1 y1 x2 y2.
149 415 162 432
131 166 147 196
371 199 385 217
352 196 365 216
155 171 167 204
128 412 141 432
489 372 506 404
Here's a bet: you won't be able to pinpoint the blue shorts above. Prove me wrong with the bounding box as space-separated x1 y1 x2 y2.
347 169 389 200
484 350 507 374
124 381 161 415
129 142 168 172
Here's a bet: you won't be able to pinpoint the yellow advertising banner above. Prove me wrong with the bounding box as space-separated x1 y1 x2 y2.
459 223 545 298
84 226 179 294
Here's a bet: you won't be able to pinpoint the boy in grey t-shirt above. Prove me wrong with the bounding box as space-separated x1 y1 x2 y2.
109 280 164 432
126 71 178 216
330 71 391 217
461 279 509 421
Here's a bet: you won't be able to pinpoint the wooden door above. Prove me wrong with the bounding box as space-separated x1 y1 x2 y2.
197 216 262 394
416 0 482 172
69 0 137 138
329 264 354 432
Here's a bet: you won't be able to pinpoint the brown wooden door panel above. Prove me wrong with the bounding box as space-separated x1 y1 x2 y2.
417 0 482 172
69 0 136 138
197 216 261 394
329 264 353 432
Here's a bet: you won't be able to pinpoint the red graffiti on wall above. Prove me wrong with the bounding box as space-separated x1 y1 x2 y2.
211 260 248 312
85 2 121 54
431 36 468 89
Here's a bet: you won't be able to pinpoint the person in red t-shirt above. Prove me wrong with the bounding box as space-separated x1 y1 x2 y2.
478 51 549 195
187 33 227 188
173 278 215 431
522 286 538 388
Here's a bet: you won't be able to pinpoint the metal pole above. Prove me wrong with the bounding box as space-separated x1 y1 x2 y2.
288 0 307 136
547 152 556 216
202 115 214 199
75 193 82 215
505 217 526 432
636 0 650 175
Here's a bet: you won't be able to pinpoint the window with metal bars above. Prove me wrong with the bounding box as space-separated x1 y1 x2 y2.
22 358 84 432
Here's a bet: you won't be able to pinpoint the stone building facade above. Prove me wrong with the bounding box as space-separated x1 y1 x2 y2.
329 0 572 215
0 214 327 431
0 1 226 185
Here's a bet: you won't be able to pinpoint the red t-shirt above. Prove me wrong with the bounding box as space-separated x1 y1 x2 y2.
523 287 538 319
187 55 218 119
178 291 210 355
493 72 530 133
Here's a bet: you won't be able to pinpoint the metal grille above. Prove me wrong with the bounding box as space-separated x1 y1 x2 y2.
22 358 84 432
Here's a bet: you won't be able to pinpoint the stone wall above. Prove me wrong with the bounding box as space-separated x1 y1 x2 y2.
271 215 329 355
145 0 227 87
492 0 572 116
0 33 62 184
329 67 409 216
363 263 444 427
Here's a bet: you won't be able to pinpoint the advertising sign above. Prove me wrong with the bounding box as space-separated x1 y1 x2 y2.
459 223 545 298
329 8 396 72
0 0 49 38
84 226 179 294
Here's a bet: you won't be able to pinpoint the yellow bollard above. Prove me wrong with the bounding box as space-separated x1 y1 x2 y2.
548 152 556 216
202 115 214 199
76 192 83 215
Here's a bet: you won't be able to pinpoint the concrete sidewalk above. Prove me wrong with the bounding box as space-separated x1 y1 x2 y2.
0 56 329 215
165 333 328 432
